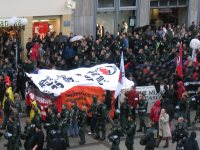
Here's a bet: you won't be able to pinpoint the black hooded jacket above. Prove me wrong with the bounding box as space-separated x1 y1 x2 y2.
185 131 199 150
51 130 66 150
161 98 174 122
104 90 111 110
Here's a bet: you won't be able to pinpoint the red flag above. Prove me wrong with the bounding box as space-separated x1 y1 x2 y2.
176 43 183 78
125 62 131 70
195 54 198 67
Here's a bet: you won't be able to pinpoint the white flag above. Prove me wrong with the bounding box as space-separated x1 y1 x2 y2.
114 51 125 98
192 48 196 62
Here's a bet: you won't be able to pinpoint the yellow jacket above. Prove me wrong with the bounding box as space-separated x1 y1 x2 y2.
2 87 14 109
30 101 41 120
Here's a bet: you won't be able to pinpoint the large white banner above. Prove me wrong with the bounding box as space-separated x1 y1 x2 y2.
118 86 165 113
26 64 134 96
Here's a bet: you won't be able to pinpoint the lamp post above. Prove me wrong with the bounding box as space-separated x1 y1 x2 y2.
8 16 28 68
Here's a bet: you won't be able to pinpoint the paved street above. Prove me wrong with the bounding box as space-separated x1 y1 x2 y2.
0 101 200 150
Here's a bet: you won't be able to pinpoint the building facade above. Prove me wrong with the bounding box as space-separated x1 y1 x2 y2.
0 0 75 60
74 0 200 39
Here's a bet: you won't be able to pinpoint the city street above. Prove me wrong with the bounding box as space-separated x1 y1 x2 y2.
0 101 200 150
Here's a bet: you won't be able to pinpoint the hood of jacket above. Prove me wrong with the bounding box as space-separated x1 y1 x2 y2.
31 101 38 109
178 122 185 129
189 131 196 140
33 43 39 49
177 81 184 90
155 100 160 107
164 98 170 105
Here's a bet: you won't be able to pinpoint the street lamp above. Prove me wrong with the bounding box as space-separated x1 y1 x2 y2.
7 17 28 68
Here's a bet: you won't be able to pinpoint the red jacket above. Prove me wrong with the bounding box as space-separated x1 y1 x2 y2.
125 90 139 107
4 76 11 87
30 43 39 60
175 81 186 101
150 100 161 122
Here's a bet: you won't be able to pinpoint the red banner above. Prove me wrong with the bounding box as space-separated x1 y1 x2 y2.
33 22 49 40
26 89 62 121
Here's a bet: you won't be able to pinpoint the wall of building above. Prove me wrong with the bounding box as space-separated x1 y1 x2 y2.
74 0 93 36
190 0 198 24
61 14 72 36
0 0 72 18
179 7 187 26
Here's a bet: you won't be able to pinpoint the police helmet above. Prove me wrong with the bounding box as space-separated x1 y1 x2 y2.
44 123 51 130
30 123 36 129
176 146 184 150
138 109 146 115
108 135 118 142
114 109 120 117
123 125 129 132
20 132 26 140
175 105 180 112
140 137 147 146
4 132 12 140
50 130 57 136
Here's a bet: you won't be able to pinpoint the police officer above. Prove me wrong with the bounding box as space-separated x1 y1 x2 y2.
180 93 187 117
94 99 107 141
88 96 99 135
120 97 132 128
193 87 200 124
61 104 70 147
107 119 124 150
31 108 41 127
21 119 34 150
6 115 20 150
140 122 157 150
124 115 136 150
50 130 66 150
160 94 166 107
137 93 148 132
44 106 56 150
185 92 192 127
55 114 63 133
77 106 87 145
137 49 146 64
171 122 189 148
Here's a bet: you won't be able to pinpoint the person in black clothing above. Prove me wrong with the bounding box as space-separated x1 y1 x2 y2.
51 130 66 150
2 41 11 58
31 125 44 150
26 38 34 58
45 100 58 115
0 75 5 104
44 32 51 47
184 131 199 150
1 92 12 129
104 90 115 126
15 67 25 100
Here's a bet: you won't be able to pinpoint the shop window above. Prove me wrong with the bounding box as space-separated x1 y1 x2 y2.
160 0 168 6
118 10 136 35
120 0 136 7
150 1 158 7
178 0 186 5
169 0 177 6
96 11 115 38
98 0 114 8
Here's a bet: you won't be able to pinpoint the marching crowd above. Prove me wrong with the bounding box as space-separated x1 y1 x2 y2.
0 20 199 150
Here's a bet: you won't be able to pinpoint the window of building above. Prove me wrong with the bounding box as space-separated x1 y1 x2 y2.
120 0 136 7
150 1 158 7
169 0 177 6
178 0 186 5
98 0 114 8
160 0 168 6
118 10 136 35
96 11 115 37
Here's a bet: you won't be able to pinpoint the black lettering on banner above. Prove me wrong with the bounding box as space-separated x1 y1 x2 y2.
39 76 64 89
75 74 82 76
87 71 100 77
85 75 93 81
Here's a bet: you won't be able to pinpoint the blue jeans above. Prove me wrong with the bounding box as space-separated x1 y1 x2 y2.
70 122 78 136
2 114 9 128
91 115 97 133
178 101 181 118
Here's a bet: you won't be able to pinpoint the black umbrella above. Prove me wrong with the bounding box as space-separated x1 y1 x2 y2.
55 35 68 43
